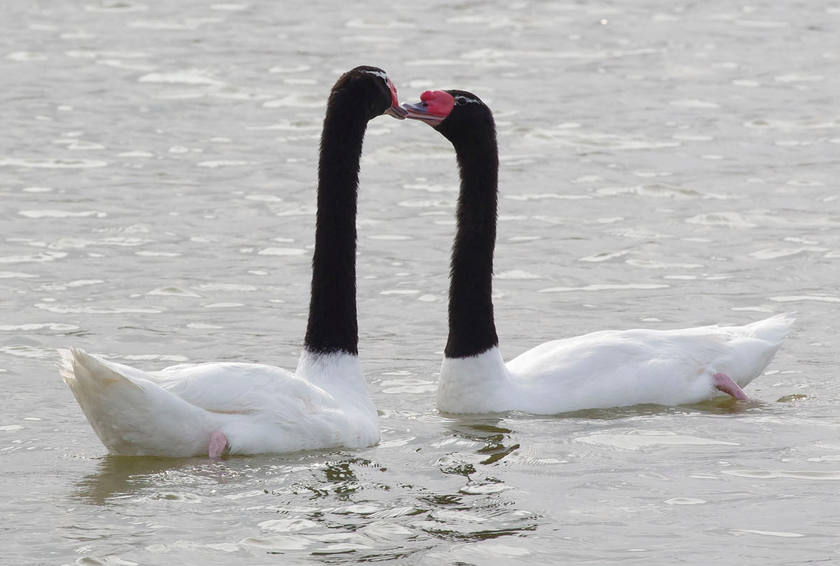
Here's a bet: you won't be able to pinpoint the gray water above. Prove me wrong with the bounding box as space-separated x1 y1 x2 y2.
2 1 839 564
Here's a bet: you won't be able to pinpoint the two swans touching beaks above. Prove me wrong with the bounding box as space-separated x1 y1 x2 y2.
60 72 792 459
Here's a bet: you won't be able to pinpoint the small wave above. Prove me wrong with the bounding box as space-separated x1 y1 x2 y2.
0 158 107 169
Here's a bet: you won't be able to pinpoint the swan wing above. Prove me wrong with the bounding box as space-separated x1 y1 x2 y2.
505 315 792 411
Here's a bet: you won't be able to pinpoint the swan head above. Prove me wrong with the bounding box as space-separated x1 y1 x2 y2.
401 89 494 143
334 66 406 120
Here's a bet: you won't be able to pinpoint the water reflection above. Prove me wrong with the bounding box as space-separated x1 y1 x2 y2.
445 418 521 466
74 455 211 505
550 397 764 420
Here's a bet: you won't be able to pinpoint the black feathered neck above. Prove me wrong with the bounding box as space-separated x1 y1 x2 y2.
303 68 390 355
439 94 500 359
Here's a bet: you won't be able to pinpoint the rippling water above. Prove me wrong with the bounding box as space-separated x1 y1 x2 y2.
2 1 839 564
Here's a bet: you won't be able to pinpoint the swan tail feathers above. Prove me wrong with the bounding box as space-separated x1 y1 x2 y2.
59 348 210 456
60 348 144 392
744 313 794 345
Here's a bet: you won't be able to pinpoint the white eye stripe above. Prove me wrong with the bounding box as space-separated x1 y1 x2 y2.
359 69 389 82
454 95 481 105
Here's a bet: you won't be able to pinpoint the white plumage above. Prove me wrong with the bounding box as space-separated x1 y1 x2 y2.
437 314 792 414
60 348 379 457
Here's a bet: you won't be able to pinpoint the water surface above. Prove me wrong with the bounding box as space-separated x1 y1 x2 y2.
2 1 839 564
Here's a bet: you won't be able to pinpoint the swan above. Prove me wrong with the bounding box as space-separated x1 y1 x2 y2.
402 89 792 414
60 66 407 457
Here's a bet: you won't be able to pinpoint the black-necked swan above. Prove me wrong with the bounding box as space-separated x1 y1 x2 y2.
402 89 792 414
60 66 407 457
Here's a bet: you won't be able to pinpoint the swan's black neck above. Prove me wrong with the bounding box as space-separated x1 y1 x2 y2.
303 93 370 356
443 116 500 359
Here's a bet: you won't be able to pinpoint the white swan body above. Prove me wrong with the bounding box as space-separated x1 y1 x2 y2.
438 314 792 414
61 348 378 457
402 90 792 415
60 66 405 457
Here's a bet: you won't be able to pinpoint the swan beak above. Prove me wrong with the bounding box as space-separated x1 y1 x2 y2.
401 102 445 125
384 105 407 119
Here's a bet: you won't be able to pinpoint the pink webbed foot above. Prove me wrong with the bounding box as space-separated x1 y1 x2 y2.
209 430 229 460
713 373 748 401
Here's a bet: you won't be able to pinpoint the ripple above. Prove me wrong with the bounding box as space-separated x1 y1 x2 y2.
210 2 248 10
380 289 420 296
403 182 455 193
722 469 840 480
528 129 680 150
745 118 840 130
128 19 216 31
193 283 257 292
749 247 827 260
149 491 202 503
244 193 283 202
368 234 412 241
5 51 47 62
0 323 80 332
247 120 320 132
685 212 757 228
496 270 541 280
459 482 512 495
345 17 416 29
626 259 703 269
258 518 318 532
505 193 591 201
240 534 313 551
665 497 706 505
413 507 538 541
262 94 324 108
0 271 37 279
775 74 825 84
84 2 148 12
268 64 311 73
0 251 67 264
0 345 56 359
579 250 629 263
186 323 223 330
596 184 704 199
540 283 669 293
197 160 253 168
34 303 163 314
770 295 840 304
733 529 805 538
575 431 738 450
806 455 840 463
0 157 108 169
398 198 453 209
669 99 720 109
381 378 436 394
139 70 223 86
672 133 715 141
257 247 305 256
19 210 107 219
135 250 181 257
147 287 201 298
735 19 790 28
